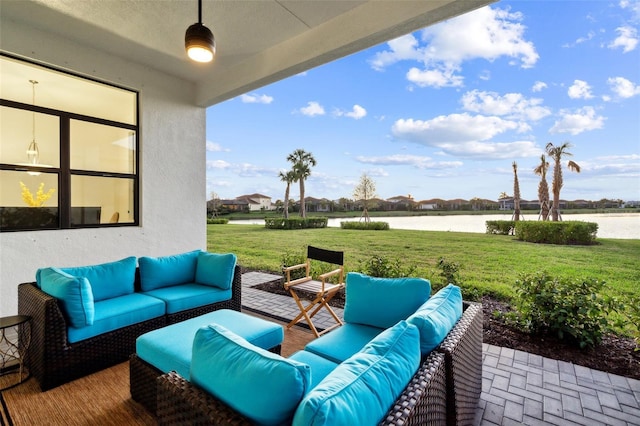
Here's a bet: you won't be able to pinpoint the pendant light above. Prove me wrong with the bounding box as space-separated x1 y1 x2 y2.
185 0 215 63
26 80 40 166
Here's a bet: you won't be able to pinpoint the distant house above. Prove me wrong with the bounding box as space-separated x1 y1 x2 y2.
219 198 249 212
417 198 445 210
304 197 334 212
386 195 415 210
235 193 274 211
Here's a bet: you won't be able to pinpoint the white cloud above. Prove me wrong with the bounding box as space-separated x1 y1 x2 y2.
234 163 277 178
335 104 367 119
299 101 325 117
206 160 230 169
608 26 639 53
370 6 538 88
532 81 548 92
356 154 463 169
607 76 640 98
240 93 274 104
206 141 229 152
391 113 540 159
549 107 606 135
619 0 640 22
461 90 551 121
568 80 594 99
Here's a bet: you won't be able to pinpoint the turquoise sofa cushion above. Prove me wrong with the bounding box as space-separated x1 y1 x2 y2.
67 293 165 343
195 252 237 290
407 283 463 354
288 350 339 391
344 272 431 328
191 324 310 426
141 283 231 314
304 323 383 363
293 320 421 426
39 267 94 328
138 250 200 291
136 309 283 380
58 256 137 302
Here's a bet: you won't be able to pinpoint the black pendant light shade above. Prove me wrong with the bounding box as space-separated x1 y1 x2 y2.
185 0 215 63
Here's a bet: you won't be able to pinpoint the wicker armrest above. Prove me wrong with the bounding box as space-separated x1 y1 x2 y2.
436 301 483 426
380 351 447 426
157 371 252 426
18 282 70 387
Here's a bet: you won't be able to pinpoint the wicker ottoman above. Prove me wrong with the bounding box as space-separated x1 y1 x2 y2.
130 309 283 415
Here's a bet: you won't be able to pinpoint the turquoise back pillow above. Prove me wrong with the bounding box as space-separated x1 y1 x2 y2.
293 320 420 426
39 267 95 327
344 272 431 328
195 252 237 290
407 283 463 354
60 256 137 302
139 250 200 291
191 324 311 426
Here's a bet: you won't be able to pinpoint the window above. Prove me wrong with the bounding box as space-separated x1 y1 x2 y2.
0 54 138 231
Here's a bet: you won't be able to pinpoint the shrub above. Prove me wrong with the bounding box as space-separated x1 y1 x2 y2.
624 296 640 351
265 217 328 229
485 220 514 235
515 221 598 245
207 218 229 224
340 221 389 230
436 257 461 285
358 255 416 278
506 272 620 348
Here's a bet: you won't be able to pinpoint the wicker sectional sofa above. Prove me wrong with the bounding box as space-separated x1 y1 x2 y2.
154 275 483 426
18 250 241 391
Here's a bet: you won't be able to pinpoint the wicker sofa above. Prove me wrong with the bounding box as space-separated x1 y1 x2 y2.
18 253 241 391
155 300 483 426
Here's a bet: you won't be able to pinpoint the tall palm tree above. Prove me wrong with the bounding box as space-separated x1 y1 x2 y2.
286 149 316 218
546 142 581 221
512 161 521 221
533 154 550 221
278 170 297 219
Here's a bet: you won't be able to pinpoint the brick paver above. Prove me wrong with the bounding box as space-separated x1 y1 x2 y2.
241 272 640 426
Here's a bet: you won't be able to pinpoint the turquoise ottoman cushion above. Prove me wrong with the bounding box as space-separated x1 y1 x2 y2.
344 272 431 328
191 324 310 426
136 309 283 380
293 320 421 426
407 283 463 354
304 323 383 363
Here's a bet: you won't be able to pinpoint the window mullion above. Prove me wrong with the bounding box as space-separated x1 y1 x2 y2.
59 117 71 228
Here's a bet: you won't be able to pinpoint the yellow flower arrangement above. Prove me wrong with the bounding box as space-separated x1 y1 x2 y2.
20 182 56 207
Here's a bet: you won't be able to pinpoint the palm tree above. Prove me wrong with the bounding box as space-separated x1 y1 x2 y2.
533 154 550 221
286 149 316 218
278 170 297 219
512 161 522 221
546 142 581 221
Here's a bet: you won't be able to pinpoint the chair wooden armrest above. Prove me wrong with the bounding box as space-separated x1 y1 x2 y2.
282 263 307 272
318 268 343 280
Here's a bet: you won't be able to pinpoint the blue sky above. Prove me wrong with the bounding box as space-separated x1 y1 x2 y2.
206 0 640 203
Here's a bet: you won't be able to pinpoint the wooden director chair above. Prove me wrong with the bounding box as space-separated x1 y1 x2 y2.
283 246 345 337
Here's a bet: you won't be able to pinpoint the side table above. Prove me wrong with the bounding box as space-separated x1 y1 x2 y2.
0 315 32 390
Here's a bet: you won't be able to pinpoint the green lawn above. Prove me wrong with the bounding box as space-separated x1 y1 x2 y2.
207 224 640 301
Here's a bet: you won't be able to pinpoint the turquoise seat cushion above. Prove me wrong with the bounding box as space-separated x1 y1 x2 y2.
136 309 284 380
38 267 94 328
67 293 165 343
195 252 237 290
293 320 421 426
344 272 431 329
138 250 201 291
304 323 383 363
407 283 463 354
191 324 311 426
288 350 339 391
58 256 137 302
141 283 231 314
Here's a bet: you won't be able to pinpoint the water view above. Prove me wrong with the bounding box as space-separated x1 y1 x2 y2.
230 213 640 239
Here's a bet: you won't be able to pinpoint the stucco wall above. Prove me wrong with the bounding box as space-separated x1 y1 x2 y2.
0 20 206 316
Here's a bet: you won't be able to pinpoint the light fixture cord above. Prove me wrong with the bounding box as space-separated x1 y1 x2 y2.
198 0 203 24
30 79 38 141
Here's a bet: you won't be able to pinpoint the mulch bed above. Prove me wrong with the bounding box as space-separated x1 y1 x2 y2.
253 279 640 380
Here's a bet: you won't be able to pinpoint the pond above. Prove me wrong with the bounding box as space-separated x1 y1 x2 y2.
230 213 640 239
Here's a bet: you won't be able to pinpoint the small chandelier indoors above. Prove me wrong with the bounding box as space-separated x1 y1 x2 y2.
185 0 215 63
26 80 40 166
